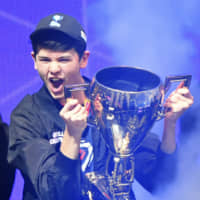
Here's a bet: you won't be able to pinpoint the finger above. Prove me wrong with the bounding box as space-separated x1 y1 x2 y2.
165 92 193 106
62 104 83 122
70 104 84 115
170 103 189 113
164 99 192 112
65 98 79 110
74 106 87 117
60 99 78 117
175 81 185 90
169 93 193 104
70 108 88 124
176 87 194 99
164 100 193 112
167 88 193 103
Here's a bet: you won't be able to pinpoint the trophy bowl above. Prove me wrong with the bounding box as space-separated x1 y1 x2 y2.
89 66 164 157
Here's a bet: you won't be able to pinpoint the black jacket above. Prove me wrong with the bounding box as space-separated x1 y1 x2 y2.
8 85 177 200
0 115 15 200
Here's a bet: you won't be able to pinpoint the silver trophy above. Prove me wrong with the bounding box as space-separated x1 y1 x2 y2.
65 66 191 200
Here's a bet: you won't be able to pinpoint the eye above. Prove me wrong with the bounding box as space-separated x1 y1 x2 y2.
37 56 51 64
58 57 71 63
39 58 51 62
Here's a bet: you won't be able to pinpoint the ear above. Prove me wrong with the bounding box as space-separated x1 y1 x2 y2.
31 51 38 70
79 50 90 69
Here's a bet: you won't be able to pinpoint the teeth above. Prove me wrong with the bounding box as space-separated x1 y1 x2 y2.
51 78 61 82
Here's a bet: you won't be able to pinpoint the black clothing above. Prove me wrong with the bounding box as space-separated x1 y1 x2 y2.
0 115 15 200
8 85 177 200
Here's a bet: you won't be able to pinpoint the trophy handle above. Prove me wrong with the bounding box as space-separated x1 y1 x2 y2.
157 74 192 120
64 83 98 127
164 75 192 94
64 83 90 92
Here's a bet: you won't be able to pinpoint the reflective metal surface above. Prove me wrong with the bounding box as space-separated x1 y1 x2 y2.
90 66 163 156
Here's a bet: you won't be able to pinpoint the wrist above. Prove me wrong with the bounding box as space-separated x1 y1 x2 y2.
164 118 177 128
162 119 177 154
60 128 81 159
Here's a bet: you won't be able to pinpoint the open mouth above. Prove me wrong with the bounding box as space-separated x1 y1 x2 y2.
50 78 64 88
49 78 65 96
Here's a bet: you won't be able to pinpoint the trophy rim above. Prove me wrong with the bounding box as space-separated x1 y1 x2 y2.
93 65 162 94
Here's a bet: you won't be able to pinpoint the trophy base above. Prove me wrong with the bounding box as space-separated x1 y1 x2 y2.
85 172 136 200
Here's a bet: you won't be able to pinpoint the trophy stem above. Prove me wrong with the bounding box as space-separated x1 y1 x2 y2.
106 155 135 199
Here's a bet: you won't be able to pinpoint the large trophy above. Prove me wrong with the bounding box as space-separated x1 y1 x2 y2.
66 66 191 200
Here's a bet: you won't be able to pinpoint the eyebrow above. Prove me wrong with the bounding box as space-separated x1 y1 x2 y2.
37 55 72 59
38 56 49 59
58 56 72 59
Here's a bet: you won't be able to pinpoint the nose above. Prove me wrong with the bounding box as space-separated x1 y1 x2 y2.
49 61 61 74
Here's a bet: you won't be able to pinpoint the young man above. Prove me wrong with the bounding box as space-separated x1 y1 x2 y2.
8 13 193 200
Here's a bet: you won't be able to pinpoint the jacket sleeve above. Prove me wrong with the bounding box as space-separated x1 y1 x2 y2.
8 98 81 200
134 133 178 193
0 116 15 199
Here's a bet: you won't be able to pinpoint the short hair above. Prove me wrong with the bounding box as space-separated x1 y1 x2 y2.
30 30 86 59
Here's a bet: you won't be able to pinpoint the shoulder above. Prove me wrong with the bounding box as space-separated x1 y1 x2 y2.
11 86 45 118
10 92 44 130
11 95 35 118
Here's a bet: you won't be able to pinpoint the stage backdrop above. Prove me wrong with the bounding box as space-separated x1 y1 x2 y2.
0 1 199 200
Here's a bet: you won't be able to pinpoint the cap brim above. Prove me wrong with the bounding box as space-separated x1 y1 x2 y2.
30 28 71 40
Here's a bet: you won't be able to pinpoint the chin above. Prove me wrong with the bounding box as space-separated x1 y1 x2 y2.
51 92 64 101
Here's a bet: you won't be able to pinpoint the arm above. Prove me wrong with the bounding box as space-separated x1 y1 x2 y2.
60 98 87 159
8 98 82 200
161 82 194 153
135 83 193 192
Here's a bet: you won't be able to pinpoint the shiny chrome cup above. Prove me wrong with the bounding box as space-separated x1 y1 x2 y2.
89 66 191 156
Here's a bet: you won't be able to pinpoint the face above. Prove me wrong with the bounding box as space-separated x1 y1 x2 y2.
32 48 89 102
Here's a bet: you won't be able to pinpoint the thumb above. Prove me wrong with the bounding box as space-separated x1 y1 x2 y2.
176 81 185 90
